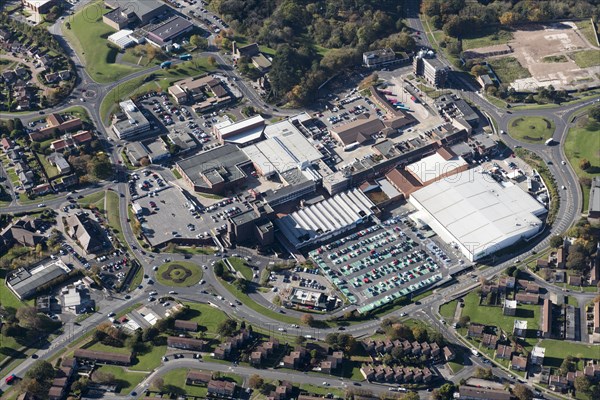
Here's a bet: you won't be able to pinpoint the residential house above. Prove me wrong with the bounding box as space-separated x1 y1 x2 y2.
513 320 528 337
268 381 293 400
1 137 14 152
583 361 600 381
50 131 94 152
65 213 107 254
207 379 236 398
45 72 59 83
282 347 307 369
557 247 566 268
443 346 455 361
568 275 582 287
174 319 198 332
482 333 499 349
531 346 545 365
0 217 46 249
360 365 374 381
73 349 132 365
515 293 539 305
185 370 212 386
47 152 70 174
496 344 512 360
167 336 207 351
549 375 569 392
467 324 485 338
503 299 517 316
511 355 528 371
541 299 553 339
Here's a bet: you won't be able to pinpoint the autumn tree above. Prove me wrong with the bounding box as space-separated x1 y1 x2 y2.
575 375 591 394
248 374 264 389
513 384 533 400
300 313 314 327
579 158 591 171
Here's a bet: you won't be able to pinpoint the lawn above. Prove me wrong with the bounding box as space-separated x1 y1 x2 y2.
564 116 600 211
509 116 555 143
99 58 216 123
105 190 125 244
575 20 599 46
571 50 600 68
172 168 182 179
461 291 540 333
94 365 146 393
461 27 513 50
160 368 208 397
488 57 531 84
130 344 166 371
79 191 106 211
61 1 140 83
542 55 568 63
156 261 202 287
86 341 132 355
228 257 253 280
439 300 458 320
299 383 345 398
173 246 215 256
181 302 231 337
538 339 600 368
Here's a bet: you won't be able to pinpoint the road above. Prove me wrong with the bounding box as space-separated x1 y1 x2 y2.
0 0 598 398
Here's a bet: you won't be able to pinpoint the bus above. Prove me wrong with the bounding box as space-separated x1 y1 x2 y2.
178 54 192 61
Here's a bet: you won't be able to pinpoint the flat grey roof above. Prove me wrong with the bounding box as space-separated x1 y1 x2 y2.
7 260 69 299
177 144 249 189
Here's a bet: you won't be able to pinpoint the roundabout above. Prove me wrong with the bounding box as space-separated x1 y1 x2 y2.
509 116 556 143
156 261 202 287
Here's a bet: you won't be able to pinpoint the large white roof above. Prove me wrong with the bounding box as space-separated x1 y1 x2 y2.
406 151 467 184
409 169 545 259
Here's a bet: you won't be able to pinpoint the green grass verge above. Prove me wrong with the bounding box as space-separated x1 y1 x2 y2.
488 56 531 84
575 20 599 46
61 1 140 83
564 116 600 211
299 383 344 398
130 344 166 371
173 246 215 256
461 291 539 333
105 190 125 245
181 302 231 338
538 339 599 368
156 261 202 287
542 55 568 63
94 365 146 393
160 368 208 397
571 50 600 68
461 27 513 50
508 116 555 143
228 257 253 280
439 300 458 320
172 168 182 179
79 190 106 211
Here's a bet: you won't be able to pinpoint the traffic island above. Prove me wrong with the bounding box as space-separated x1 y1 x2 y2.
156 261 202 287
509 116 555 143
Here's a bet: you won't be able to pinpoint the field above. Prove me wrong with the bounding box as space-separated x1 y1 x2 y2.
461 27 513 50
61 1 140 83
572 50 600 68
487 57 531 84
575 20 600 46
160 368 208 397
461 291 540 333
105 190 124 244
156 261 202 287
509 116 555 143
130 344 166 371
439 300 458 320
78 190 105 211
564 114 600 211
94 365 146 393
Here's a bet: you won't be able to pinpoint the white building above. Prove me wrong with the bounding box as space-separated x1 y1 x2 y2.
108 29 136 49
112 99 151 139
409 168 546 261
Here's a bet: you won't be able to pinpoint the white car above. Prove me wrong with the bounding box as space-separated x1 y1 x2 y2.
168 290 176 294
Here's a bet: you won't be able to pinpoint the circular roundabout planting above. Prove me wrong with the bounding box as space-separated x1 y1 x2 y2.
509 116 555 143
156 261 202 287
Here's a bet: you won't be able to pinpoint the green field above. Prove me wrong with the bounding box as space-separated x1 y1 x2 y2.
571 50 600 68
79 190 106 211
61 1 140 83
538 339 599 368
461 291 540 333
99 58 216 123
228 257 253 280
94 365 146 393
160 368 208 397
461 27 513 50
488 57 531 84
181 302 231 337
130 344 166 371
564 116 600 211
156 261 202 287
509 116 555 143
575 20 600 46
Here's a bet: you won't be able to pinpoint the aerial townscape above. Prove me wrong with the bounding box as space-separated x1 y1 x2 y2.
0 0 600 400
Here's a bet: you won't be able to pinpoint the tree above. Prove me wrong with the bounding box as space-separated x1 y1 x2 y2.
295 335 306 345
214 262 225 277
208 56 217 67
513 384 533 400
575 375 591 394
93 370 116 384
579 158 591 171
65 22 71 30
549 235 564 248
433 383 456 400
458 315 470 327
190 35 208 51
590 106 600 121
151 377 165 391
25 360 55 382
71 377 89 393
217 319 237 337
140 157 150 167
412 326 428 342
300 313 314 327
474 367 493 380
471 65 488 77
248 374 264 389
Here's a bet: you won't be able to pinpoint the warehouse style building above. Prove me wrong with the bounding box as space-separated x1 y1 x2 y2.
103 0 170 29
7 259 70 300
146 16 194 48
275 188 375 249
409 168 546 261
